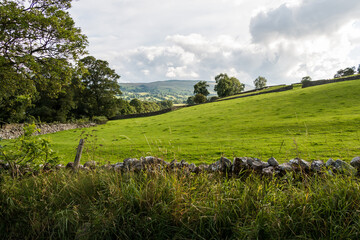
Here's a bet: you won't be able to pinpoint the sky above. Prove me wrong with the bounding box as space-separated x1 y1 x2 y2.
70 0 360 85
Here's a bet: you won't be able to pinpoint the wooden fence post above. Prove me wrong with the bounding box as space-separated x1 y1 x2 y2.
74 139 85 170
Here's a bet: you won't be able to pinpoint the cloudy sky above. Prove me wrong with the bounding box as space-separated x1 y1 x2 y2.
70 0 360 85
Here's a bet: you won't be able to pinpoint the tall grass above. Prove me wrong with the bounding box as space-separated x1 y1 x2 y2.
1 170 360 239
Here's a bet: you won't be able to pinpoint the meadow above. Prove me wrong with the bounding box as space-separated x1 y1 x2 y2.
48 80 360 165
2 80 360 239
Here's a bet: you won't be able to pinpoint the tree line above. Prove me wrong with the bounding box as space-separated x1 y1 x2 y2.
188 74 267 104
0 0 172 124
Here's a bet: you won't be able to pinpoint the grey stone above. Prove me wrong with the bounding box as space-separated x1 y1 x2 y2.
289 158 311 171
84 161 97 169
262 167 275 177
114 163 124 171
278 162 293 172
189 163 196 171
249 160 264 171
123 158 139 167
66 162 74 169
268 157 279 167
333 159 356 176
220 157 232 172
232 157 248 174
326 158 335 168
198 164 209 172
209 161 221 172
311 160 324 172
180 160 189 168
350 157 360 169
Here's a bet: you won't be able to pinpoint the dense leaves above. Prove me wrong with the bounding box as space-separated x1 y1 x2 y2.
194 93 207 104
254 76 267 89
0 0 88 123
193 81 210 96
334 67 356 78
74 56 122 119
214 73 245 98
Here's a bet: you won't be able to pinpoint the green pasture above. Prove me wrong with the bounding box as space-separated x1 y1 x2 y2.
48 80 360 164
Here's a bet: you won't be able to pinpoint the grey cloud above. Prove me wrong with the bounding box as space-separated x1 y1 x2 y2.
250 0 360 42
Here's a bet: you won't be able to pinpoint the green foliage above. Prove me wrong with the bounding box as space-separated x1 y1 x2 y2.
254 76 267 89
91 116 108 124
0 124 59 177
74 56 122 119
1 171 360 239
301 76 312 84
209 96 220 102
158 100 173 109
0 0 88 123
193 81 210 96
186 96 195 105
117 98 136 115
193 93 207 104
334 67 356 78
130 98 144 113
214 73 245 97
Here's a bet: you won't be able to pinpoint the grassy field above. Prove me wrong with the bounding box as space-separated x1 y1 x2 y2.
2 170 360 239
47 80 360 165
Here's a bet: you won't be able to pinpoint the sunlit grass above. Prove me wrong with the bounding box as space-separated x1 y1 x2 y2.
45 80 360 164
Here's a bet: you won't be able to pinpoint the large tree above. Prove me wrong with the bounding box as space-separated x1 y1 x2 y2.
74 56 122 119
193 81 210 96
254 76 267 89
0 0 87 122
214 73 244 98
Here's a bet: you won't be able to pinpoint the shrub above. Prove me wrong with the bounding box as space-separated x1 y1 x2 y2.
209 96 220 102
92 116 108 124
0 124 59 177
193 93 207 104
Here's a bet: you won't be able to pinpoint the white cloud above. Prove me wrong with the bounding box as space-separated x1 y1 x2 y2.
250 0 360 42
69 0 360 85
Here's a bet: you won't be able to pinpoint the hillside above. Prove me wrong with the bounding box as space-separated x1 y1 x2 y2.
120 80 252 103
49 80 360 164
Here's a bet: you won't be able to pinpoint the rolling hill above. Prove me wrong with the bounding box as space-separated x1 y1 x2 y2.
49 80 360 164
119 80 252 103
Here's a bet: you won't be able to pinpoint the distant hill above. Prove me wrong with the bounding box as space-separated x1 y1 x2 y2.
119 80 253 103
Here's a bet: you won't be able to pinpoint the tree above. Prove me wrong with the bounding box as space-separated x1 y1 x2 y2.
0 0 87 122
74 56 122 119
193 93 207 104
214 73 244 98
129 99 144 113
301 76 312 83
158 100 173 110
254 76 267 89
186 96 195 105
193 81 210 96
334 67 356 78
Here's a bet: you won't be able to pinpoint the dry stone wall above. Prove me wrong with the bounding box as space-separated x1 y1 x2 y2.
0 123 96 140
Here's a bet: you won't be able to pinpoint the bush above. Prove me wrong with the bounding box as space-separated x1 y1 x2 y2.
186 96 195 105
92 116 108 124
0 124 59 177
193 93 207 104
209 96 219 102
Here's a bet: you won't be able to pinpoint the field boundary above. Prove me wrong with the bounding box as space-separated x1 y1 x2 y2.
302 74 360 88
